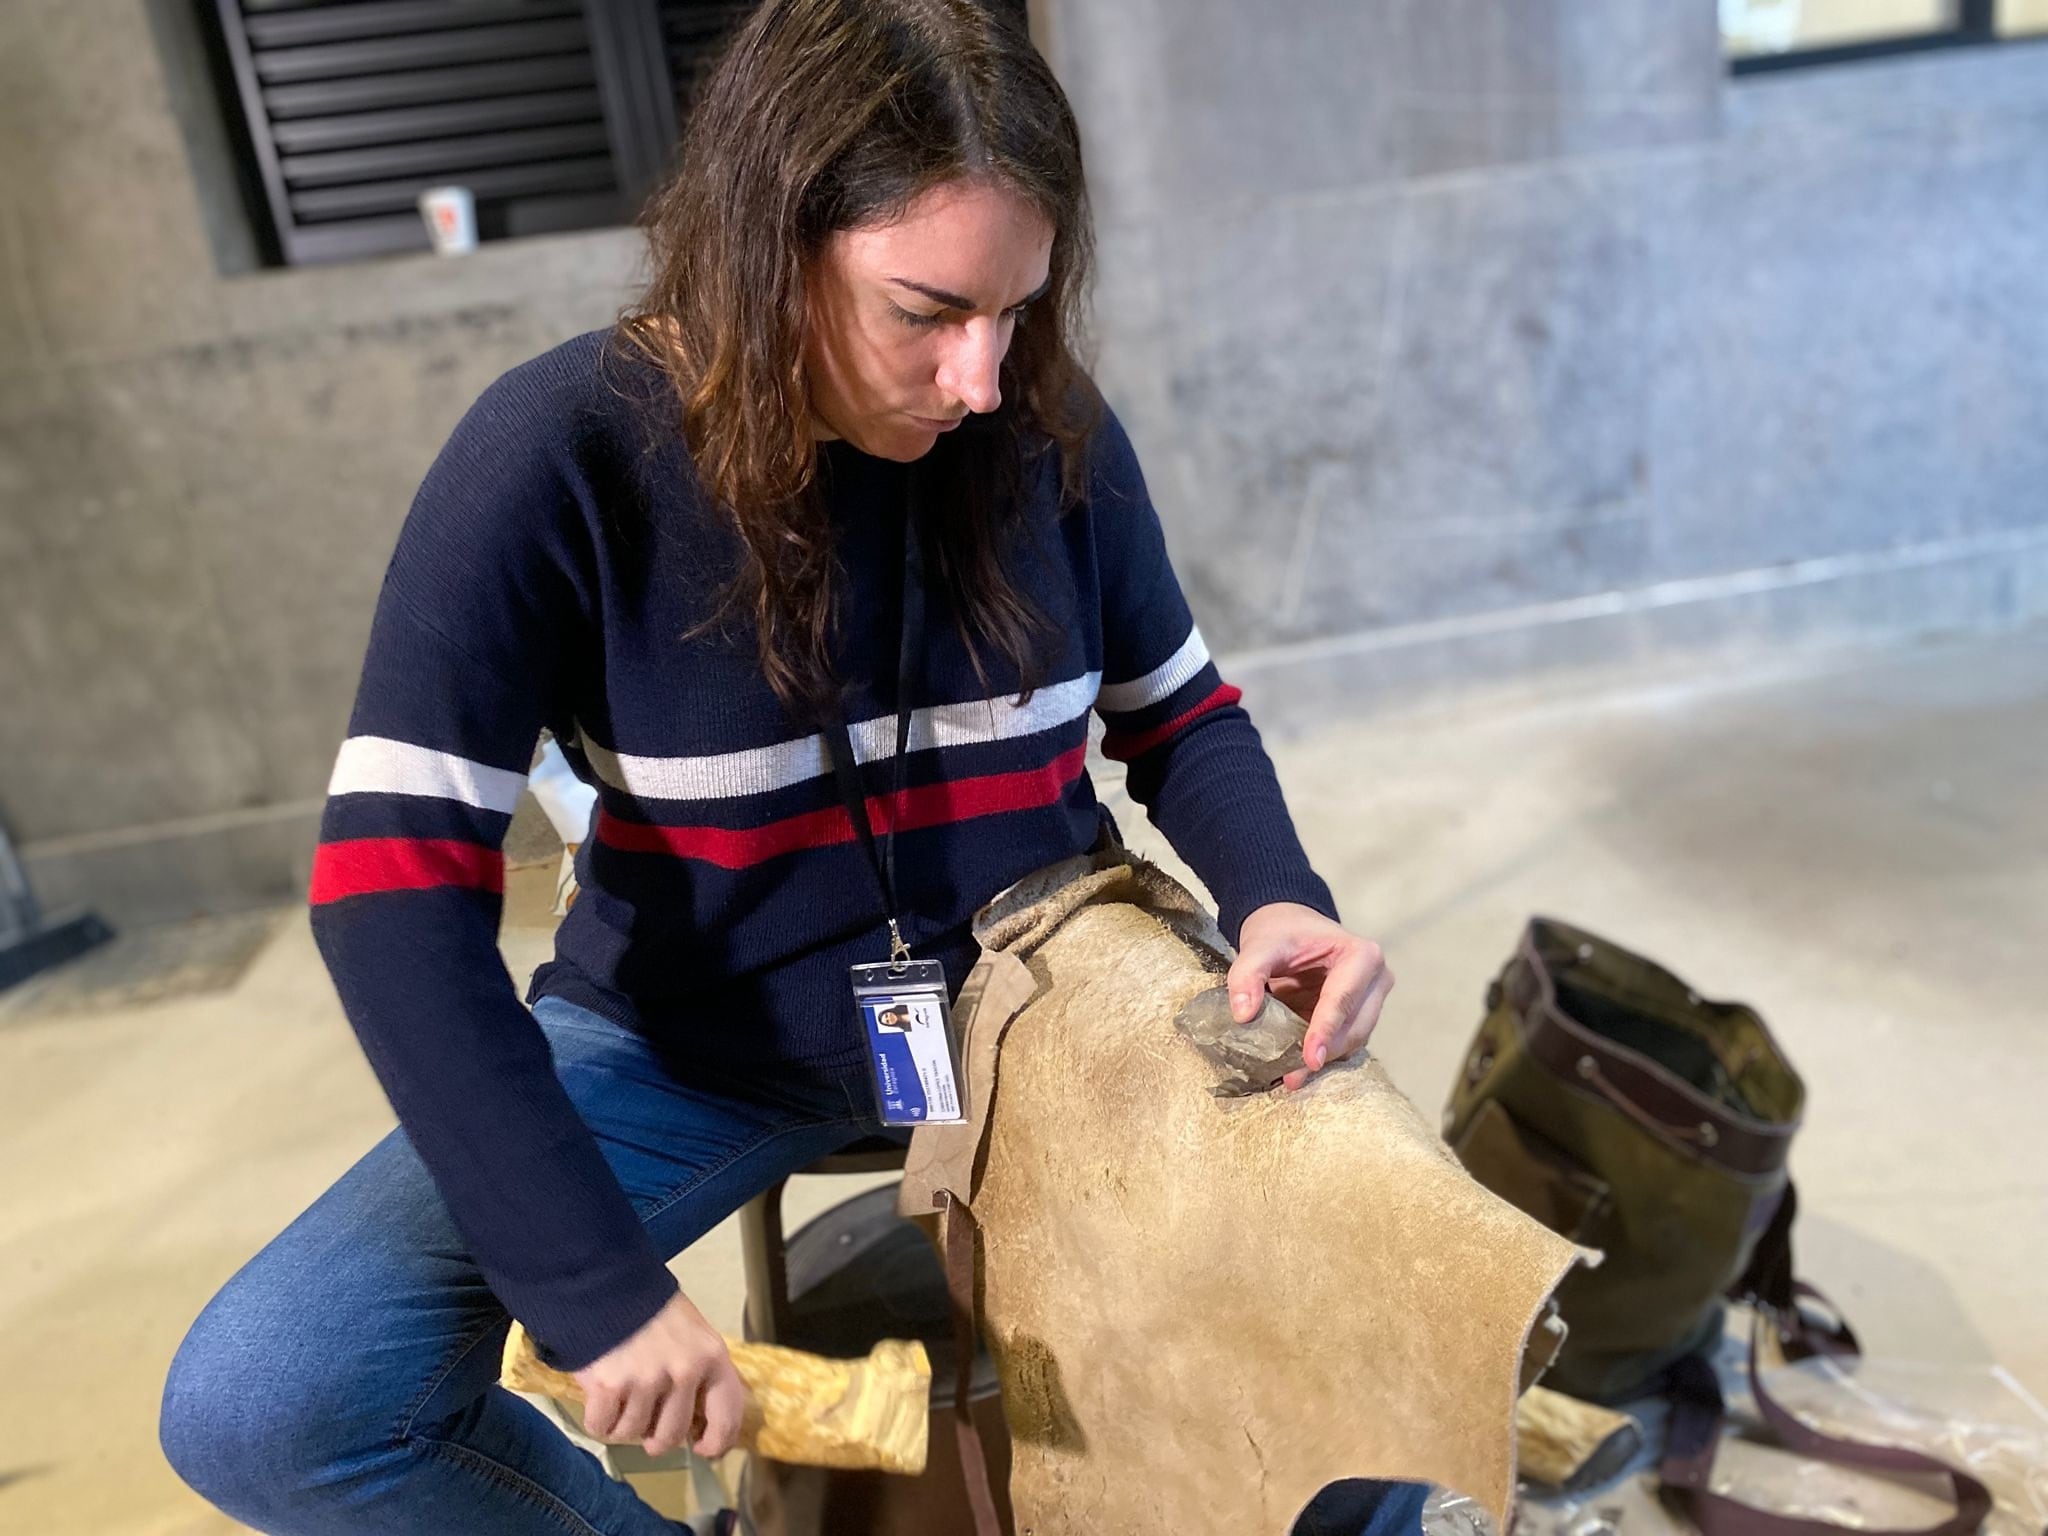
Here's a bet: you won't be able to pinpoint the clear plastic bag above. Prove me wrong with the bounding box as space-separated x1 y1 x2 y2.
1507 1472 1689 1536
1713 1353 2048 1536
1425 1481 1681 1536
1431 1344 2048 1536
1424 1487 1499 1536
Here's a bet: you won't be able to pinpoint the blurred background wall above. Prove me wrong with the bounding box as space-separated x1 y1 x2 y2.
3 0 2045 928
1052 1 2048 724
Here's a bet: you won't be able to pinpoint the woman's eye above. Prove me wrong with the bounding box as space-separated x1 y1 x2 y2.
890 302 1029 329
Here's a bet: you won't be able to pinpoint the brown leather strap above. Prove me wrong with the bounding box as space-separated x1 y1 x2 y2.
898 949 1037 1219
1661 1309 1994 1536
1734 1185 1860 1363
1661 1187 1994 1536
1502 927 1800 1179
937 1190 1004 1536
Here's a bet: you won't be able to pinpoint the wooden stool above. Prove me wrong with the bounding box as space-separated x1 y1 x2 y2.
739 1135 911 1345
738 1172 1015 1536
523 1136 912 1532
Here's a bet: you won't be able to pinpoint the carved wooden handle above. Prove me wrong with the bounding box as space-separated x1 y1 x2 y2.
1516 1383 1641 1490
500 1322 931 1475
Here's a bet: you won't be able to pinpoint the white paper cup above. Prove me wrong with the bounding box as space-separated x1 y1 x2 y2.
418 185 478 255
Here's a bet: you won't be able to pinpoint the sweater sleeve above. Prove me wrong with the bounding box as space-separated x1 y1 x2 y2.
308 380 678 1370
1087 408 1339 944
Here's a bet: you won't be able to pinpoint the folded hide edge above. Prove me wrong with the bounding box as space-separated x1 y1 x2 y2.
902 848 1597 1536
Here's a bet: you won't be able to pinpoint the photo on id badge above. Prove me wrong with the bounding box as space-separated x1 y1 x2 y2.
863 992 962 1124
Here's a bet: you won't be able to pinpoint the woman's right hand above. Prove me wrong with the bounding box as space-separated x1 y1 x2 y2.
573 1290 746 1458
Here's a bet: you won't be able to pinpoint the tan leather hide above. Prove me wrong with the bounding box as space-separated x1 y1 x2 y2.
902 846 1586 1535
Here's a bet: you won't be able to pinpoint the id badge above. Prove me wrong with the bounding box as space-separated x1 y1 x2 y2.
850 959 965 1126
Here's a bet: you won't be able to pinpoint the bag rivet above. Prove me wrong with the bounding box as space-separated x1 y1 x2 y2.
1686 991 1702 1007
1576 943 1595 961
1698 1122 1719 1147
1576 1055 1597 1079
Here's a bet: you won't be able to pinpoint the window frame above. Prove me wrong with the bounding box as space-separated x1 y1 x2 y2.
1727 0 2034 74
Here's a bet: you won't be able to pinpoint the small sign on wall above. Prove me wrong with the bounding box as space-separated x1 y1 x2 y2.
418 186 478 257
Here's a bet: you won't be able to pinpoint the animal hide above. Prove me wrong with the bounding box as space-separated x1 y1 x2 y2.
901 844 1587 1535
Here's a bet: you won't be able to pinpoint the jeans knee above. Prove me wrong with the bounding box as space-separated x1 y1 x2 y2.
160 1275 368 1518
161 1296 248 1505
160 1286 293 1513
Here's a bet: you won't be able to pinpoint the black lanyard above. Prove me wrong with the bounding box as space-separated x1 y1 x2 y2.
822 474 926 968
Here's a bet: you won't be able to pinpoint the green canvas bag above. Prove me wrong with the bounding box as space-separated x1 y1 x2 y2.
1443 916 1806 1404
1444 918 1999 1536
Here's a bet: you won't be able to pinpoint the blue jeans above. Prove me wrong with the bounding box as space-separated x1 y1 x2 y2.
161 995 1430 1536
161 996 882 1535
1296 1480 1432 1536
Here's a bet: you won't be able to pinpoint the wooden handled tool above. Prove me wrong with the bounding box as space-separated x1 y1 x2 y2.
500 1322 932 1475
1515 1383 1643 1492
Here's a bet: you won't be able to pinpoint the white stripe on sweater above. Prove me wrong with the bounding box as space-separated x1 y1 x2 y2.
577 670 1103 803
328 736 529 814
1095 625 1209 714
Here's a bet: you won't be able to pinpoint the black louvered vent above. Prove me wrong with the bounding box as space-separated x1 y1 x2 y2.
655 1 753 106
651 1 1033 119
206 0 1044 267
212 0 631 265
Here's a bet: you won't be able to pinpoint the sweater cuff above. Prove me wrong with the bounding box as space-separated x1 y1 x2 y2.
1215 868 1341 952
515 1250 681 1373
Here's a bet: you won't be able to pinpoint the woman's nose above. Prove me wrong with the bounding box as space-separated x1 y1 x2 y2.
936 317 1005 416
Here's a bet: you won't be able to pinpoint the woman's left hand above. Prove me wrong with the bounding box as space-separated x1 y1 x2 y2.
1228 903 1395 1091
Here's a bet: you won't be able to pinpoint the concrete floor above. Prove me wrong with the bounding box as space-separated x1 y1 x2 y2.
2 627 2043 1536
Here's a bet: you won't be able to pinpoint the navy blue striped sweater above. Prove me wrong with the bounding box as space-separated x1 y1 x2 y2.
309 329 1334 1366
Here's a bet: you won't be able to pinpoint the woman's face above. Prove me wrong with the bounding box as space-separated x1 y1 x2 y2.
804 177 1054 462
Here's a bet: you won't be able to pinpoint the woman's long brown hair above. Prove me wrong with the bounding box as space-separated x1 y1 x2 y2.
619 0 1101 716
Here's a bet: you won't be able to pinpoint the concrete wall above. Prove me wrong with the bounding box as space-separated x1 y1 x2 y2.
1042 0 2048 727
0 0 645 923
3 1 2046 922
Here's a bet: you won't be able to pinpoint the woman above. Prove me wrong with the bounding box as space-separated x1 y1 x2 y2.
160 2 1399 1531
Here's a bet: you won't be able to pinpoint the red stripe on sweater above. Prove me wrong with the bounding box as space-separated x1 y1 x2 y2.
309 838 505 904
1100 683 1243 764
597 743 1091 870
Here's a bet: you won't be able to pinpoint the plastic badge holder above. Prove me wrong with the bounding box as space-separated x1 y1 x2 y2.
851 958 966 1127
